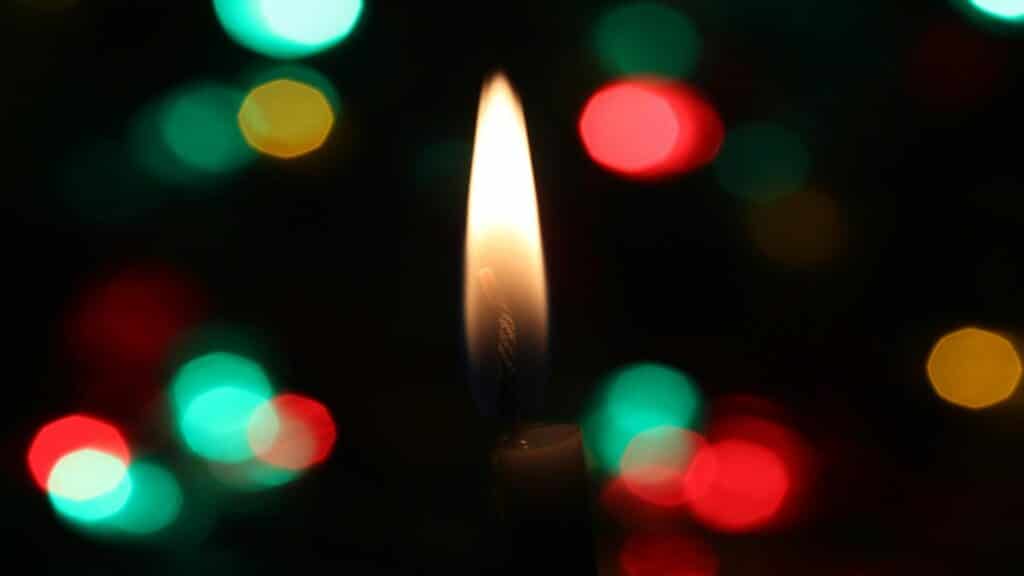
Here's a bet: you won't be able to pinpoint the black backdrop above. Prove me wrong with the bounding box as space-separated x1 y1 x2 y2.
6 1 1024 574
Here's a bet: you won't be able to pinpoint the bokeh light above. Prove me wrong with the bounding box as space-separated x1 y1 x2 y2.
927 327 1022 409
592 2 702 78
684 439 789 532
69 266 205 369
747 189 843 266
28 414 130 492
171 352 275 462
249 393 337 470
48 449 132 524
620 426 704 508
684 400 815 533
182 386 274 462
714 123 809 203
619 532 719 576
214 0 363 59
106 461 183 535
47 449 128 501
579 79 723 180
241 64 342 110
582 363 702 473
59 139 164 223
964 0 1024 22
207 459 299 491
908 20 1007 115
238 79 335 159
130 82 254 187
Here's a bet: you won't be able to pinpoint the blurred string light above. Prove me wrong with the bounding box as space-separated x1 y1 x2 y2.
685 403 815 533
28 414 131 492
248 394 337 470
207 459 299 491
619 426 704 508
747 189 843 266
714 123 809 203
170 351 276 462
103 461 183 535
414 139 472 186
685 439 788 532
69 266 205 370
48 450 133 524
579 79 723 180
130 82 254 188
908 20 1007 114
238 78 336 159
619 532 719 576
927 327 1022 409
67 267 206 419
962 0 1024 22
591 2 702 78
582 363 703 474
214 0 364 59
59 139 164 223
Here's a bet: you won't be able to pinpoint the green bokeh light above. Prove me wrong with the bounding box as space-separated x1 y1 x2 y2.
968 0 1024 21
171 352 274 462
60 139 166 223
214 0 363 59
107 462 183 535
49 450 133 523
130 82 254 188
714 123 810 204
592 2 702 78
160 83 254 175
208 459 300 491
181 386 272 462
582 363 703 473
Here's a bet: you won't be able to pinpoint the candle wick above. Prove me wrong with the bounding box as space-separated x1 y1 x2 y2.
479 267 519 427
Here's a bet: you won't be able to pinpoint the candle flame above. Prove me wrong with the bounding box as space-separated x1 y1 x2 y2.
464 73 548 366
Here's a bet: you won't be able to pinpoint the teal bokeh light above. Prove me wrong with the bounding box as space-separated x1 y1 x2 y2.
208 459 300 491
214 0 363 59
49 450 133 524
181 386 272 462
967 0 1024 21
714 123 810 204
107 462 183 535
592 2 701 78
130 82 254 188
582 363 703 473
171 352 274 462
161 84 253 174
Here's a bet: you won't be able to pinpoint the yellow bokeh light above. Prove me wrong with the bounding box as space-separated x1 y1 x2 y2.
747 189 843 266
927 327 1022 409
238 79 334 159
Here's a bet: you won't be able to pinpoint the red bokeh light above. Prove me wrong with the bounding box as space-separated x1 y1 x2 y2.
251 394 336 470
620 532 719 576
579 78 723 180
69 265 205 369
26 414 130 491
67 266 205 419
908 19 1007 114
683 397 816 533
683 439 789 532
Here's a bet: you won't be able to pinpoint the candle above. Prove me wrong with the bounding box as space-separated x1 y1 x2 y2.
464 72 596 573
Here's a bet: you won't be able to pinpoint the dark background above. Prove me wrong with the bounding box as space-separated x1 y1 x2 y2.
6 1 1024 574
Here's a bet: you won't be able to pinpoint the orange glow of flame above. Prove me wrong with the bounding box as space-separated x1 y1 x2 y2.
464 73 548 364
